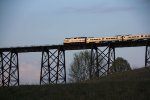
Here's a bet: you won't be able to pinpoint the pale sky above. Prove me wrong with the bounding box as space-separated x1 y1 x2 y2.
0 0 150 84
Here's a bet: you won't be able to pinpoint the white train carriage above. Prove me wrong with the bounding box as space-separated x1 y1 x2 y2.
64 37 86 44
123 34 150 41
137 34 150 40
102 35 123 42
86 37 103 43
63 34 150 44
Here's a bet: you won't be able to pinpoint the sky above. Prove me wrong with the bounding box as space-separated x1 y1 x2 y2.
0 0 150 84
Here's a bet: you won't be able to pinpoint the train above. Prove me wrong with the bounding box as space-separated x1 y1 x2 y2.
64 34 150 44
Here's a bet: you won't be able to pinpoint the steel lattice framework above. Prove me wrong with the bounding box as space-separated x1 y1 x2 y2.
40 47 66 85
0 52 19 87
90 44 115 79
0 40 150 87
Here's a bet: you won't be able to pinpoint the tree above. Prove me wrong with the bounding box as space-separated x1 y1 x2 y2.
110 57 131 73
69 50 104 82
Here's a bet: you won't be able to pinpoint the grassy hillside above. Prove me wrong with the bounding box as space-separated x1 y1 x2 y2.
0 67 150 100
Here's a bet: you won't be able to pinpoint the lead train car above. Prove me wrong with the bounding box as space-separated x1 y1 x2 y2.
64 34 150 44
64 37 86 44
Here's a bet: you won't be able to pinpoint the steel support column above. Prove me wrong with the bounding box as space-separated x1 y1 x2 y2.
1 52 11 86
90 45 98 79
8 52 19 86
40 48 66 85
145 46 150 67
97 46 110 77
90 45 109 78
0 52 19 87
40 49 50 85
56 49 66 84
107 47 115 74
0 52 2 86
90 44 115 78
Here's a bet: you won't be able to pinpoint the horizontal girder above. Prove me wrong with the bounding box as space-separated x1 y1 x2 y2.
0 40 149 53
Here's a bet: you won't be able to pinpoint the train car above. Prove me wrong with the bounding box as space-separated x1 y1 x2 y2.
123 34 150 41
63 34 150 44
102 35 123 42
86 37 103 43
142 34 150 40
64 37 86 44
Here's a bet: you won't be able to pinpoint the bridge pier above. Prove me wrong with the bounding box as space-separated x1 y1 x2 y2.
90 44 115 79
0 52 2 87
0 51 19 87
108 46 115 74
145 45 150 67
90 45 98 79
40 47 66 85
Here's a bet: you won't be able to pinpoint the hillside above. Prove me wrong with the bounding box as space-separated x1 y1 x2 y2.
0 67 150 100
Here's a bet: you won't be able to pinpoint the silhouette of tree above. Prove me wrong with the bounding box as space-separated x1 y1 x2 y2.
110 57 131 73
69 50 104 82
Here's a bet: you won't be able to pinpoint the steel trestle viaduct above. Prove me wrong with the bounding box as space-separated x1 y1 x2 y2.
0 40 150 87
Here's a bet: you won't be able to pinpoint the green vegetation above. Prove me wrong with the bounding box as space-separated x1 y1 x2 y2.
0 67 150 100
110 57 131 73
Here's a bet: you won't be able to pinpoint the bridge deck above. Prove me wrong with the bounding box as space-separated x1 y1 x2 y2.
0 40 149 53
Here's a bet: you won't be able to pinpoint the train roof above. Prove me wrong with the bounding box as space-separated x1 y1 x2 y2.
65 37 87 39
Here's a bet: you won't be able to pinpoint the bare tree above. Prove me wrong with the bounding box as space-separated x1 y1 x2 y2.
69 50 104 82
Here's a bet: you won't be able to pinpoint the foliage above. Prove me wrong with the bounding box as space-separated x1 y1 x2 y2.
110 57 131 73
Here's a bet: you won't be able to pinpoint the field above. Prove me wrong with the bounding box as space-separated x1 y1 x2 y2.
0 67 150 100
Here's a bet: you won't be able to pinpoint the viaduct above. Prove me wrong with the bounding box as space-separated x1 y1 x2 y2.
0 40 150 87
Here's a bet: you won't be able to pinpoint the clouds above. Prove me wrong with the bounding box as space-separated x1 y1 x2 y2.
60 5 134 14
56 0 137 15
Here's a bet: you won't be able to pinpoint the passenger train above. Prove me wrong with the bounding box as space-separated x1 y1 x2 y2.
64 34 150 44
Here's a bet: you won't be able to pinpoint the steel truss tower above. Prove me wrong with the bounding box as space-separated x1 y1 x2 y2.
0 52 19 87
90 44 115 79
145 45 150 67
40 48 66 85
0 52 2 87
